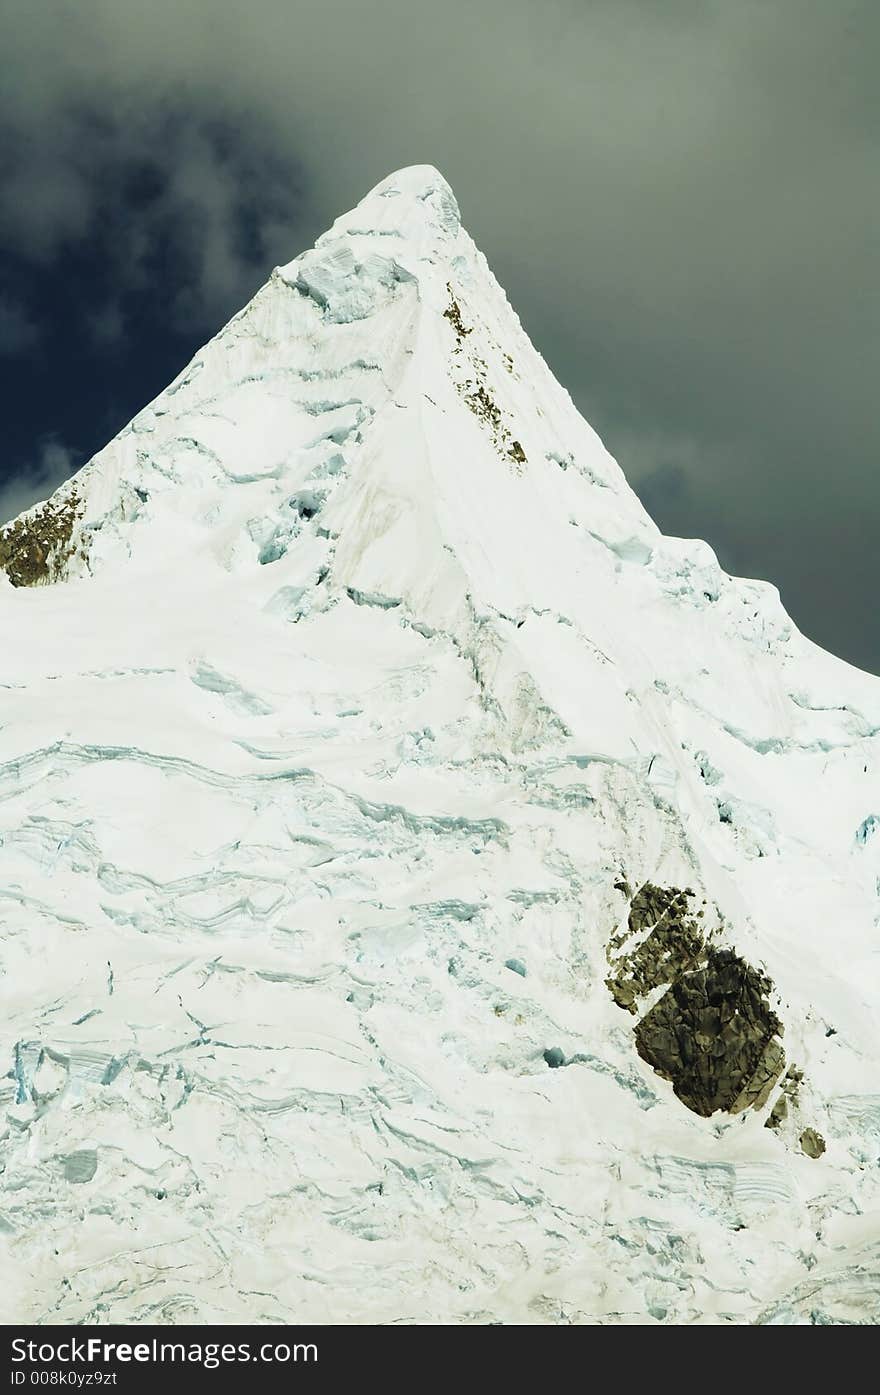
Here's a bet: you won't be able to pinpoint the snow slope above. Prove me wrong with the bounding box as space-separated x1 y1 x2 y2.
1 166 879 1324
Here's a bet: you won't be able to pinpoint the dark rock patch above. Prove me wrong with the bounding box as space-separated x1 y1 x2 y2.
0 487 85 586
634 948 784 1117
465 382 503 433
443 285 472 346
508 439 527 465
799 1127 826 1159
765 1064 804 1130
605 882 704 1011
444 285 525 465
606 881 785 1119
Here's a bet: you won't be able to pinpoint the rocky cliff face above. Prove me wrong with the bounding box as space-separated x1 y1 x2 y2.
0 166 878 1324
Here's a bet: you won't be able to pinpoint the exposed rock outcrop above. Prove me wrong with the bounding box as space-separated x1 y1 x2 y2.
607 882 785 1118
799 1127 826 1159
0 487 85 586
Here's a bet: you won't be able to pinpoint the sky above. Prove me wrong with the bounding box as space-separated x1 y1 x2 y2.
1 0 877 673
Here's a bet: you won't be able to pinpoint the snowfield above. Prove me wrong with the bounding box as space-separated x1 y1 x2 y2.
1 166 879 1324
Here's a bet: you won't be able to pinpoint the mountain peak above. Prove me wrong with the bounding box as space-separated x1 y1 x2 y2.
282 165 462 279
357 162 457 205
4 156 639 591
334 162 460 230
2 163 880 1325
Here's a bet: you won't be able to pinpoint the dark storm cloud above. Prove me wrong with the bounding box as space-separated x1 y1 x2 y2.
0 437 79 526
0 1 877 670
0 295 40 354
0 101 306 330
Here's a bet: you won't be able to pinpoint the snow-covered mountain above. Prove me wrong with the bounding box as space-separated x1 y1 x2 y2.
2 165 879 1325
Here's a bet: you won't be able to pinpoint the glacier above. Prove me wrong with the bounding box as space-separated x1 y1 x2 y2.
1 165 879 1325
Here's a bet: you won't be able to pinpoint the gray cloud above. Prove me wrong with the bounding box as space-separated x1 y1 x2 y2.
0 295 40 354
85 302 126 348
0 0 877 669
0 97 306 331
0 438 80 526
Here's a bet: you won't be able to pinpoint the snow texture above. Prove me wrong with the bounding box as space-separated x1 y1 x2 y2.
1 165 879 1325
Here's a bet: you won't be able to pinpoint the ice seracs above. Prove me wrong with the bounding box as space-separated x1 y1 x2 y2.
1 167 879 1325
